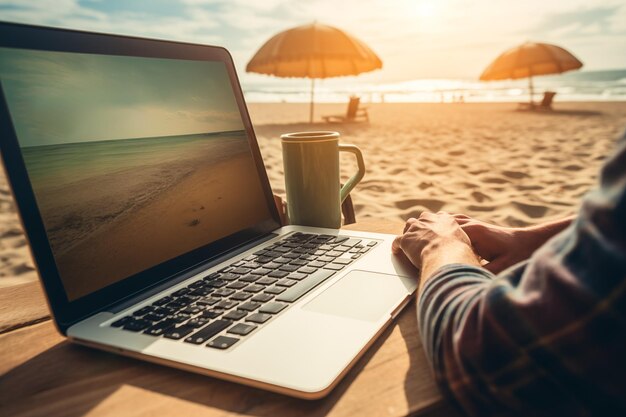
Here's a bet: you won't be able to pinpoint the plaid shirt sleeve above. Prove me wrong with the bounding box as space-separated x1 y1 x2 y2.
418 132 626 417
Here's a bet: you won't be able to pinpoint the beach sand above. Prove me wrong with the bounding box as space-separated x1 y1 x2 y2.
2 102 626 288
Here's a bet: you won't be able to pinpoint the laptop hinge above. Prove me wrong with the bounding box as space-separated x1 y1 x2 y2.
103 232 279 314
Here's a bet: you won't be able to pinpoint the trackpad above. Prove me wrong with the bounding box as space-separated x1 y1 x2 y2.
303 270 413 322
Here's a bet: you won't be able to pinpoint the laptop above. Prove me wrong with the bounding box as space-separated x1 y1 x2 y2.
0 21 417 399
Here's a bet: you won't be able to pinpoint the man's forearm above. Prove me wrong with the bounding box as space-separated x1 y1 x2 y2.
419 240 481 293
517 215 575 250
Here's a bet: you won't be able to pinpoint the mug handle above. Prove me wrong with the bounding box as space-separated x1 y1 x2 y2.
338 144 365 204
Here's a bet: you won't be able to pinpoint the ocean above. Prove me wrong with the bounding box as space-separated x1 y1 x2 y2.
21 130 248 190
242 68 626 104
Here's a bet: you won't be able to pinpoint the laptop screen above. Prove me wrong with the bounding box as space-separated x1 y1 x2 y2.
0 47 273 301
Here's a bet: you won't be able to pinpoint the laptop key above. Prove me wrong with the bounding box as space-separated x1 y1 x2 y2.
277 269 335 303
243 284 264 293
207 335 239 349
152 296 174 306
227 281 247 289
324 263 345 271
245 313 272 324
268 270 289 278
263 262 283 270
273 257 291 264
259 302 288 314
298 266 317 274
190 287 212 296
215 272 239 281
207 279 227 288
143 312 166 322
223 310 247 320
279 264 300 272
201 309 222 319
251 293 273 303
165 325 196 340
172 288 191 297
230 292 252 301
256 277 277 286
250 267 272 275
231 267 252 275
238 301 262 311
215 300 238 310
240 274 260 282
228 323 257 336
170 313 191 323
133 306 155 317
287 272 307 280
181 305 204 315
333 258 353 265
196 297 219 306
111 316 133 328
276 278 297 287
265 286 286 295
187 317 210 328
318 256 336 263
144 319 176 336
184 319 232 345
307 261 326 268
213 288 235 297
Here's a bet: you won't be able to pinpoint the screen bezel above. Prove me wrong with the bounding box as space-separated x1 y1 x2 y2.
0 21 282 333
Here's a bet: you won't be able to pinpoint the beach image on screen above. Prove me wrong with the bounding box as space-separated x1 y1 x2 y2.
0 48 272 300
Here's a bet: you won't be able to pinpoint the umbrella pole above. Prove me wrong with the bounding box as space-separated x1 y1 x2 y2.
528 75 534 106
309 78 315 123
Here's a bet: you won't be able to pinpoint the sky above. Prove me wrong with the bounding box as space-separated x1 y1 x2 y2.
0 0 625 87
0 47 244 146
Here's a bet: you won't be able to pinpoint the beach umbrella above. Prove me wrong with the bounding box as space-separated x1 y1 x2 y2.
246 22 382 122
480 42 583 105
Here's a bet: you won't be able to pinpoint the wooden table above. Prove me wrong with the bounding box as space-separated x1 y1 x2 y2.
0 220 460 417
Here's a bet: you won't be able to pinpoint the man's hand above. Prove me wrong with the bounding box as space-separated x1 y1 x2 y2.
392 212 481 285
453 214 574 273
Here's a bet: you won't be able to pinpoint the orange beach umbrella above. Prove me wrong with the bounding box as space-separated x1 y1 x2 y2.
480 42 583 104
246 22 382 122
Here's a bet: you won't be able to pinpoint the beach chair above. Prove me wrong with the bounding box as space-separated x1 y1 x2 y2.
518 91 556 111
322 96 369 123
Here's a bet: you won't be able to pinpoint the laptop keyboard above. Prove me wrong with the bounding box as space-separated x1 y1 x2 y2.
110 232 378 350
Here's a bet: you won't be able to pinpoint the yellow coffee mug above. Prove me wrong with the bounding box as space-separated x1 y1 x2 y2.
281 131 365 229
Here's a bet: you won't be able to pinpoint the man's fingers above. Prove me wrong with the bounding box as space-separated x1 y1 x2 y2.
403 217 418 234
484 257 508 274
391 235 404 254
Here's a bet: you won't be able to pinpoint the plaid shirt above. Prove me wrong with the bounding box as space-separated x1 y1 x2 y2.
419 132 626 417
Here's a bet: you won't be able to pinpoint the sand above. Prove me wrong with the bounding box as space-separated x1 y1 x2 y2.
2 102 626 288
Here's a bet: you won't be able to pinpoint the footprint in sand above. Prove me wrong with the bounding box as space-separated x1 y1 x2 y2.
502 170 529 179
516 184 544 191
448 150 466 156
467 204 497 212
512 201 549 218
418 181 434 190
187 219 201 227
471 191 491 203
563 164 583 171
395 198 445 212
483 177 510 184
389 168 406 175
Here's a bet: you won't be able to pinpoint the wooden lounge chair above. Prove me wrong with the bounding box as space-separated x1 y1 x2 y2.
518 91 556 111
322 96 369 123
